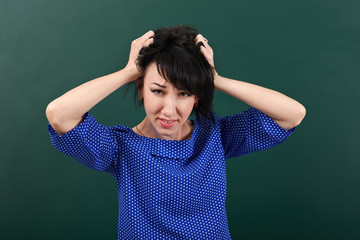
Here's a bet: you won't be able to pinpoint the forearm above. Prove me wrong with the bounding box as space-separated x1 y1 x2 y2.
46 67 138 125
214 75 306 130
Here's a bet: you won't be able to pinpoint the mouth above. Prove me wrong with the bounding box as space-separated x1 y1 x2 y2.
158 118 177 128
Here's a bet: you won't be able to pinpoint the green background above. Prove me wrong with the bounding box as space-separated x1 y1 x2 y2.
1 0 359 239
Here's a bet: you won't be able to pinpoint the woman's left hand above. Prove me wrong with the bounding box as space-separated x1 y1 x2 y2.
194 34 218 77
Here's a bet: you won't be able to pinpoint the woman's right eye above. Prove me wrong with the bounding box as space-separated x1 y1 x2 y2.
151 89 163 94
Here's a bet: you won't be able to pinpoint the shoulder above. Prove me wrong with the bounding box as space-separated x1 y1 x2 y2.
82 112 134 139
191 113 222 140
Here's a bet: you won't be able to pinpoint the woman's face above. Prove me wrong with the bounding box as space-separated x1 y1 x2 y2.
139 62 198 140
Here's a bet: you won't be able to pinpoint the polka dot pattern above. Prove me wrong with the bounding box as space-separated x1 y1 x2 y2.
220 107 296 159
47 107 295 239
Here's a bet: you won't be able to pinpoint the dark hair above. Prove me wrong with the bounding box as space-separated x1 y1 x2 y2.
135 24 215 123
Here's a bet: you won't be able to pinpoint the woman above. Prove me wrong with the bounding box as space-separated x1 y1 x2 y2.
46 25 305 239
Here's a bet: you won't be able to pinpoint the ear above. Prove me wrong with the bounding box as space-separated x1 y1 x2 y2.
138 88 143 101
137 77 144 100
194 96 199 106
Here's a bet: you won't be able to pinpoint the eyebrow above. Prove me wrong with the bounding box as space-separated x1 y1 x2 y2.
150 83 167 88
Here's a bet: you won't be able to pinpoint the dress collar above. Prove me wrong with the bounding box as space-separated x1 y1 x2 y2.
128 119 198 159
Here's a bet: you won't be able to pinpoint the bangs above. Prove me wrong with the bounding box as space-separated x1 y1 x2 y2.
154 48 205 95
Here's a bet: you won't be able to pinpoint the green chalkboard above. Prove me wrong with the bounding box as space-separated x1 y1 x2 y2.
1 0 359 239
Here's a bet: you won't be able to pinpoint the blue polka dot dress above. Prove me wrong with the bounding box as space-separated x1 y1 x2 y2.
47 107 295 239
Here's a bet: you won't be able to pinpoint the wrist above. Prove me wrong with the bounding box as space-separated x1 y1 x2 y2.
122 66 142 83
213 72 221 90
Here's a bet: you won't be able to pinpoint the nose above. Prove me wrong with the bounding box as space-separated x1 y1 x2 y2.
161 95 176 117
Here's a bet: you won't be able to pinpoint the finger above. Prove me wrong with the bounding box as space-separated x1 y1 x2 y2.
195 34 207 44
141 30 155 41
195 34 212 52
132 31 154 50
199 44 206 56
143 37 154 47
197 41 213 57
197 43 215 67
197 41 206 49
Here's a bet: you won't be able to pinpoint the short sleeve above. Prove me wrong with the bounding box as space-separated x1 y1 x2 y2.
47 112 119 174
219 107 296 159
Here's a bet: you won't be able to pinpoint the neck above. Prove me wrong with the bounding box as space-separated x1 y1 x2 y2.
135 116 192 140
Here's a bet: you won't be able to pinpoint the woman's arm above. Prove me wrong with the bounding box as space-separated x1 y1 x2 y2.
213 75 306 130
46 30 154 136
194 34 306 130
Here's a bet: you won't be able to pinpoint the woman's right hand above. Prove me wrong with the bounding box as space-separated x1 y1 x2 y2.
124 30 155 81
